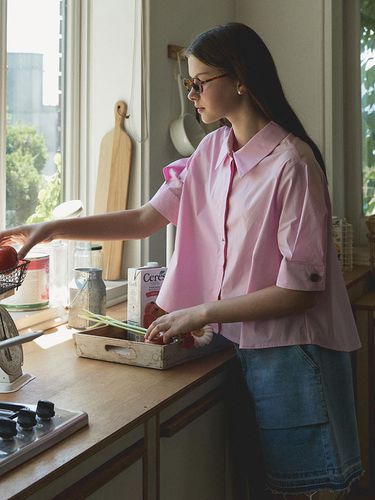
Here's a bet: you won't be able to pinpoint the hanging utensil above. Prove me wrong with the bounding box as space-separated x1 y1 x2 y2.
169 52 205 156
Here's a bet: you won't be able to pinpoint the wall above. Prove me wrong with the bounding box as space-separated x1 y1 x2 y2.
145 0 235 265
237 0 326 153
88 0 143 270
235 0 345 217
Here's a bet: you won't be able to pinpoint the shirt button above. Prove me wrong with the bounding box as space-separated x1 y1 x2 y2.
310 273 321 282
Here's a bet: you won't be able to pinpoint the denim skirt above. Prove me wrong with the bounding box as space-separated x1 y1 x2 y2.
235 344 363 496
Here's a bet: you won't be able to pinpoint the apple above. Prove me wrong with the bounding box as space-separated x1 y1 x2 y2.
0 246 19 272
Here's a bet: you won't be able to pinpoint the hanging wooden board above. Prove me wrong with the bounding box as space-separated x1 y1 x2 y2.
94 101 132 280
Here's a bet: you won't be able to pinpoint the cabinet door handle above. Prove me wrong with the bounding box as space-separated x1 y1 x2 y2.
160 387 222 438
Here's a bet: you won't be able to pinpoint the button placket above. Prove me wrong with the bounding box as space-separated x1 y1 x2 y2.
217 157 236 299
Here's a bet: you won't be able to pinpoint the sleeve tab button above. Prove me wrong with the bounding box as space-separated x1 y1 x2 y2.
310 273 321 282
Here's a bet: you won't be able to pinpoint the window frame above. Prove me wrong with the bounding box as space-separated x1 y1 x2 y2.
0 0 89 229
0 0 7 228
63 0 90 210
343 0 369 248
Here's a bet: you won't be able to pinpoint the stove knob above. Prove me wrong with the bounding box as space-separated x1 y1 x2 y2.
36 400 55 420
17 409 37 429
0 416 17 439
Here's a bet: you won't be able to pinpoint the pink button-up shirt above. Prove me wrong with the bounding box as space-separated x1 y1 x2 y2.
150 121 361 351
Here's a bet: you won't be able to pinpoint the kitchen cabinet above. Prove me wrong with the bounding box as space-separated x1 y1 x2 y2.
22 426 145 500
352 291 375 495
342 267 375 497
87 459 143 500
159 386 227 500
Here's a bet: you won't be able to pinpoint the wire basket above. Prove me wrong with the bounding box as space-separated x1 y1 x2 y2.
332 217 353 271
0 260 29 294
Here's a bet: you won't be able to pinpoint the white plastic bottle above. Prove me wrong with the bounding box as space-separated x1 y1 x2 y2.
49 240 68 306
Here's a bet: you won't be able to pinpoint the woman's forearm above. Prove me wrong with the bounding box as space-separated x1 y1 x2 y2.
202 285 318 325
52 204 168 241
0 203 169 259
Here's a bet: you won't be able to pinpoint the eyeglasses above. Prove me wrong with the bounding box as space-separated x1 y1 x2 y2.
182 73 228 94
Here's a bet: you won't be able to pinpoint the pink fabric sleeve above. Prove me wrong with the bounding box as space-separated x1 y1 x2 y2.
276 160 328 291
149 158 189 226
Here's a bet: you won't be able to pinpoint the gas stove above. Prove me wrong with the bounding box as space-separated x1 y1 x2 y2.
0 400 88 476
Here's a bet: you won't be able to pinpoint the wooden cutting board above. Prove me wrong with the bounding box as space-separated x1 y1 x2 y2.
94 101 132 280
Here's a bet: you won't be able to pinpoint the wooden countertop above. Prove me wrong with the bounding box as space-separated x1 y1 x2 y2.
0 303 235 498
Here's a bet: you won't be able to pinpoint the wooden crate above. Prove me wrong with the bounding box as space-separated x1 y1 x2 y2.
73 325 231 370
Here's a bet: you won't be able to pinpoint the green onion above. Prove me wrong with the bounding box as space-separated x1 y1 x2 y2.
78 310 147 335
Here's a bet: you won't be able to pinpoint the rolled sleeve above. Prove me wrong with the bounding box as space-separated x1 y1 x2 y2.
276 160 328 291
149 158 190 226
277 259 325 291
149 183 180 226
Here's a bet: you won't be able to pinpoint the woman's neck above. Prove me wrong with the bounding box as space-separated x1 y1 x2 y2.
229 98 270 151
232 116 270 151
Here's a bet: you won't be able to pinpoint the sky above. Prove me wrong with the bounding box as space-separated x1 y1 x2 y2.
7 0 60 106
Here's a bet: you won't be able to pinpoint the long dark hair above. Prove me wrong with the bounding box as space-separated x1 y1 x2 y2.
185 23 326 176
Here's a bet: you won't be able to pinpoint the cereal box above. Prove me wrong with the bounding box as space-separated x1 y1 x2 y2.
127 263 167 328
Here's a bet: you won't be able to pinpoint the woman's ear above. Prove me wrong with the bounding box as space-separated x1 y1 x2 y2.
236 82 247 95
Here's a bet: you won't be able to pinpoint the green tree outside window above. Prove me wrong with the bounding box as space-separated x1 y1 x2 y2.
6 120 61 227
361 0 375 215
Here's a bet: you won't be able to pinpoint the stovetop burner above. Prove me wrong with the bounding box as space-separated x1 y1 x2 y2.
0 400 88 476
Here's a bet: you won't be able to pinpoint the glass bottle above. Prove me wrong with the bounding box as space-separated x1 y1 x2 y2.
73 241 92 269
68 267 106 329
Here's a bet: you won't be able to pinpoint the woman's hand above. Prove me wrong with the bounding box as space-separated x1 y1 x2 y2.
0 221 56 260
145 305 207 344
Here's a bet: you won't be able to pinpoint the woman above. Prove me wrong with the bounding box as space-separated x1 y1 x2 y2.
0 23 363 498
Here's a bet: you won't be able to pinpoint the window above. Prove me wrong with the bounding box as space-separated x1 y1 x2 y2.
0 1 99 325
0 0 85 230
361 0 375 216
5 0 64 227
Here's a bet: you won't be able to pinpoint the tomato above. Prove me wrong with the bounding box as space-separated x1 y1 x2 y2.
0 246 19 272
180 332 195 349
146 333 167 345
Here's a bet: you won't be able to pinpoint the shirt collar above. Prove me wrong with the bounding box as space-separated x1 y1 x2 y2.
215 121 290 177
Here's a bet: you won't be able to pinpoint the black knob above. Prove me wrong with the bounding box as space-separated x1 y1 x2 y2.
17 409 37 429
36 400 55 420
0 416 17 439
